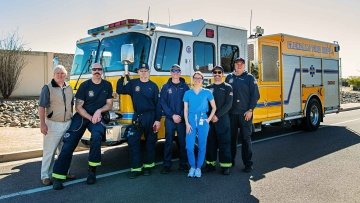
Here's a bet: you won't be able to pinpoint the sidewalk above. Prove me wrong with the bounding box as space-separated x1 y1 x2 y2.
1 103 360 163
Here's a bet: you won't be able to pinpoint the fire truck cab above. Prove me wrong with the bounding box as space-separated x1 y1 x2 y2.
69 19 248 145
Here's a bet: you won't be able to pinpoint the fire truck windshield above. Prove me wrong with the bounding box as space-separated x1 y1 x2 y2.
71 40 100 75
98 32 151 72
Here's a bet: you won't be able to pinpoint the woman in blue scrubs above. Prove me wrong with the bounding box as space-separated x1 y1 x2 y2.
183 71 216 178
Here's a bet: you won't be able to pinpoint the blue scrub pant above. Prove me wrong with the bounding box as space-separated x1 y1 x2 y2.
186 113 209 169
52 113 105 180
163 118 187 168
128 111 157 171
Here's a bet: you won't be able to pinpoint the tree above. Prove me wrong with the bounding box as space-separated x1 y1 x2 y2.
0 32 29 99
347 76 360 91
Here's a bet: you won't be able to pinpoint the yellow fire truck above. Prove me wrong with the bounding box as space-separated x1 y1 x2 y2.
69 19 340 145
248 33 340 131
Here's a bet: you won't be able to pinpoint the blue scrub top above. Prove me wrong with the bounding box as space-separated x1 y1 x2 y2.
183 88 214 114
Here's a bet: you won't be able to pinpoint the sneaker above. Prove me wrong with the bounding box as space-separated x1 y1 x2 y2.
41 178 52 186
127 171 143 179
143 168 152 176
160 167 171 174
194 168 202 178
242 166 253 173
222 167 231 175
188 168 196 177
52 178 64 190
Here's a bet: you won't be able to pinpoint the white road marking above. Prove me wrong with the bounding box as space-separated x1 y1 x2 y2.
1 117 360 200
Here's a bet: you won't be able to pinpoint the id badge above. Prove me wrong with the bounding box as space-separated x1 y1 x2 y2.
199 119 204 126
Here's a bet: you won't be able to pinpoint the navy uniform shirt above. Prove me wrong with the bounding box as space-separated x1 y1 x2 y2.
206 82 233 118
75 79 113 115
160 78 189 120
117 77 161 121
225 71 260 114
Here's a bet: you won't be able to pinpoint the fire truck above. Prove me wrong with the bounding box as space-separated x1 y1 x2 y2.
69 19 340 145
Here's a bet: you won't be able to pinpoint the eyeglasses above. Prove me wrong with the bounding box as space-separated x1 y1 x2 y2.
171 69 181 73
193 77 203 80
92 68 103 71
212 71 222 74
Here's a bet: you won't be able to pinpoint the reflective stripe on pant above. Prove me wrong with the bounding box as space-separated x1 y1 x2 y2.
128 111 157 170
52 113 104 179
230 113 253 167
163 118 187 167
206 114 232 167
186 113 209 169
41 119 71 179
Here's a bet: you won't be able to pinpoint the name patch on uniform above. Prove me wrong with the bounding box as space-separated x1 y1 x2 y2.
168 89 172 94
135 86 140 92
228 78 233 84
88 90 94 97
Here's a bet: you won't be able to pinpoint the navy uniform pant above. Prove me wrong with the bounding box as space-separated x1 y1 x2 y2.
206 114 232 168
52 113 105 180
128 111 157 171
163 118 187 168
230 113 253 167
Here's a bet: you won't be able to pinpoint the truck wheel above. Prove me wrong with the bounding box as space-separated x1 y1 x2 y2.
304 99 321 131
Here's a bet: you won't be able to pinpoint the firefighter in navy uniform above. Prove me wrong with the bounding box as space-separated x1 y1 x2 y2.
116 63 161 179
52 63 113 190
160 64 190 174
225 57 260 173
205 66 233 175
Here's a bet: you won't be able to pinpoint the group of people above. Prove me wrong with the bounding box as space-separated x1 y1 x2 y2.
38 57 259 190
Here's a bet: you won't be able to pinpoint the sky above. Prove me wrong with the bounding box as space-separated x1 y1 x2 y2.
1 0 359 77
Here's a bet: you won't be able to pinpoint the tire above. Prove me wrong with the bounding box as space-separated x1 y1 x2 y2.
304 99 321 131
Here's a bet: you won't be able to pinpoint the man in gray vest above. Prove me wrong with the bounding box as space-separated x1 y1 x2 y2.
38 65 75 185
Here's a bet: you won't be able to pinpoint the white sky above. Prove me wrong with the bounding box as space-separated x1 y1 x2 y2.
1 0 359 77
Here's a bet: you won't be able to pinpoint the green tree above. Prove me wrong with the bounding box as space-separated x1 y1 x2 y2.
0 32 29 99
347 76 360 90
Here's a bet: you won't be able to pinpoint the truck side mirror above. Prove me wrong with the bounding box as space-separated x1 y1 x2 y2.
121 44 135 64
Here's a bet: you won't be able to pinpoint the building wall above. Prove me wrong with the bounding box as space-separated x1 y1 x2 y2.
7 51 73 98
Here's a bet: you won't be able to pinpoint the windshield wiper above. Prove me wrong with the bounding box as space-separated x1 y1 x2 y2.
74 51 94 90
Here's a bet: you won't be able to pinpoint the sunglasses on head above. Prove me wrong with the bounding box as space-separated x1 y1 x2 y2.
171 69 181 73
92 68 103 71
213 71 222 74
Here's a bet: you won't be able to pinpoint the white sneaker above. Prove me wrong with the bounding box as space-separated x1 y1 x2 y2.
194 168 202 178
188 168 195 177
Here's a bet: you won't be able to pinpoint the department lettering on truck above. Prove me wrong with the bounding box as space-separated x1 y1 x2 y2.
69 18 340 145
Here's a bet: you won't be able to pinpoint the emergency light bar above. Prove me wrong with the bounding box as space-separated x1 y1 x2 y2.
88 19 143 35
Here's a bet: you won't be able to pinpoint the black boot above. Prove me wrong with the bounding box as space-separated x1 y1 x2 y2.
52 178 64 190
86 166 96 185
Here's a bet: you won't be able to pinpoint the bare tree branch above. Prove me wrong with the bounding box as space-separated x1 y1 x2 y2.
0 31 30 99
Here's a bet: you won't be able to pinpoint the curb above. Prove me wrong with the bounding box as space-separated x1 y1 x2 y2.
340 106 360 112
0 147 88 163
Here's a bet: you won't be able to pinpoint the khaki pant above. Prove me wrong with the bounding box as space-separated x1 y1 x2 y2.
40 119 71 180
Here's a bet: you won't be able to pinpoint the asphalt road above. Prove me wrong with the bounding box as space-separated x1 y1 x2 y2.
1 109 360 203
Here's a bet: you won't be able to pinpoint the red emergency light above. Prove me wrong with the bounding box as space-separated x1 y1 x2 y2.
88 19 143 35
206 28 214 38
